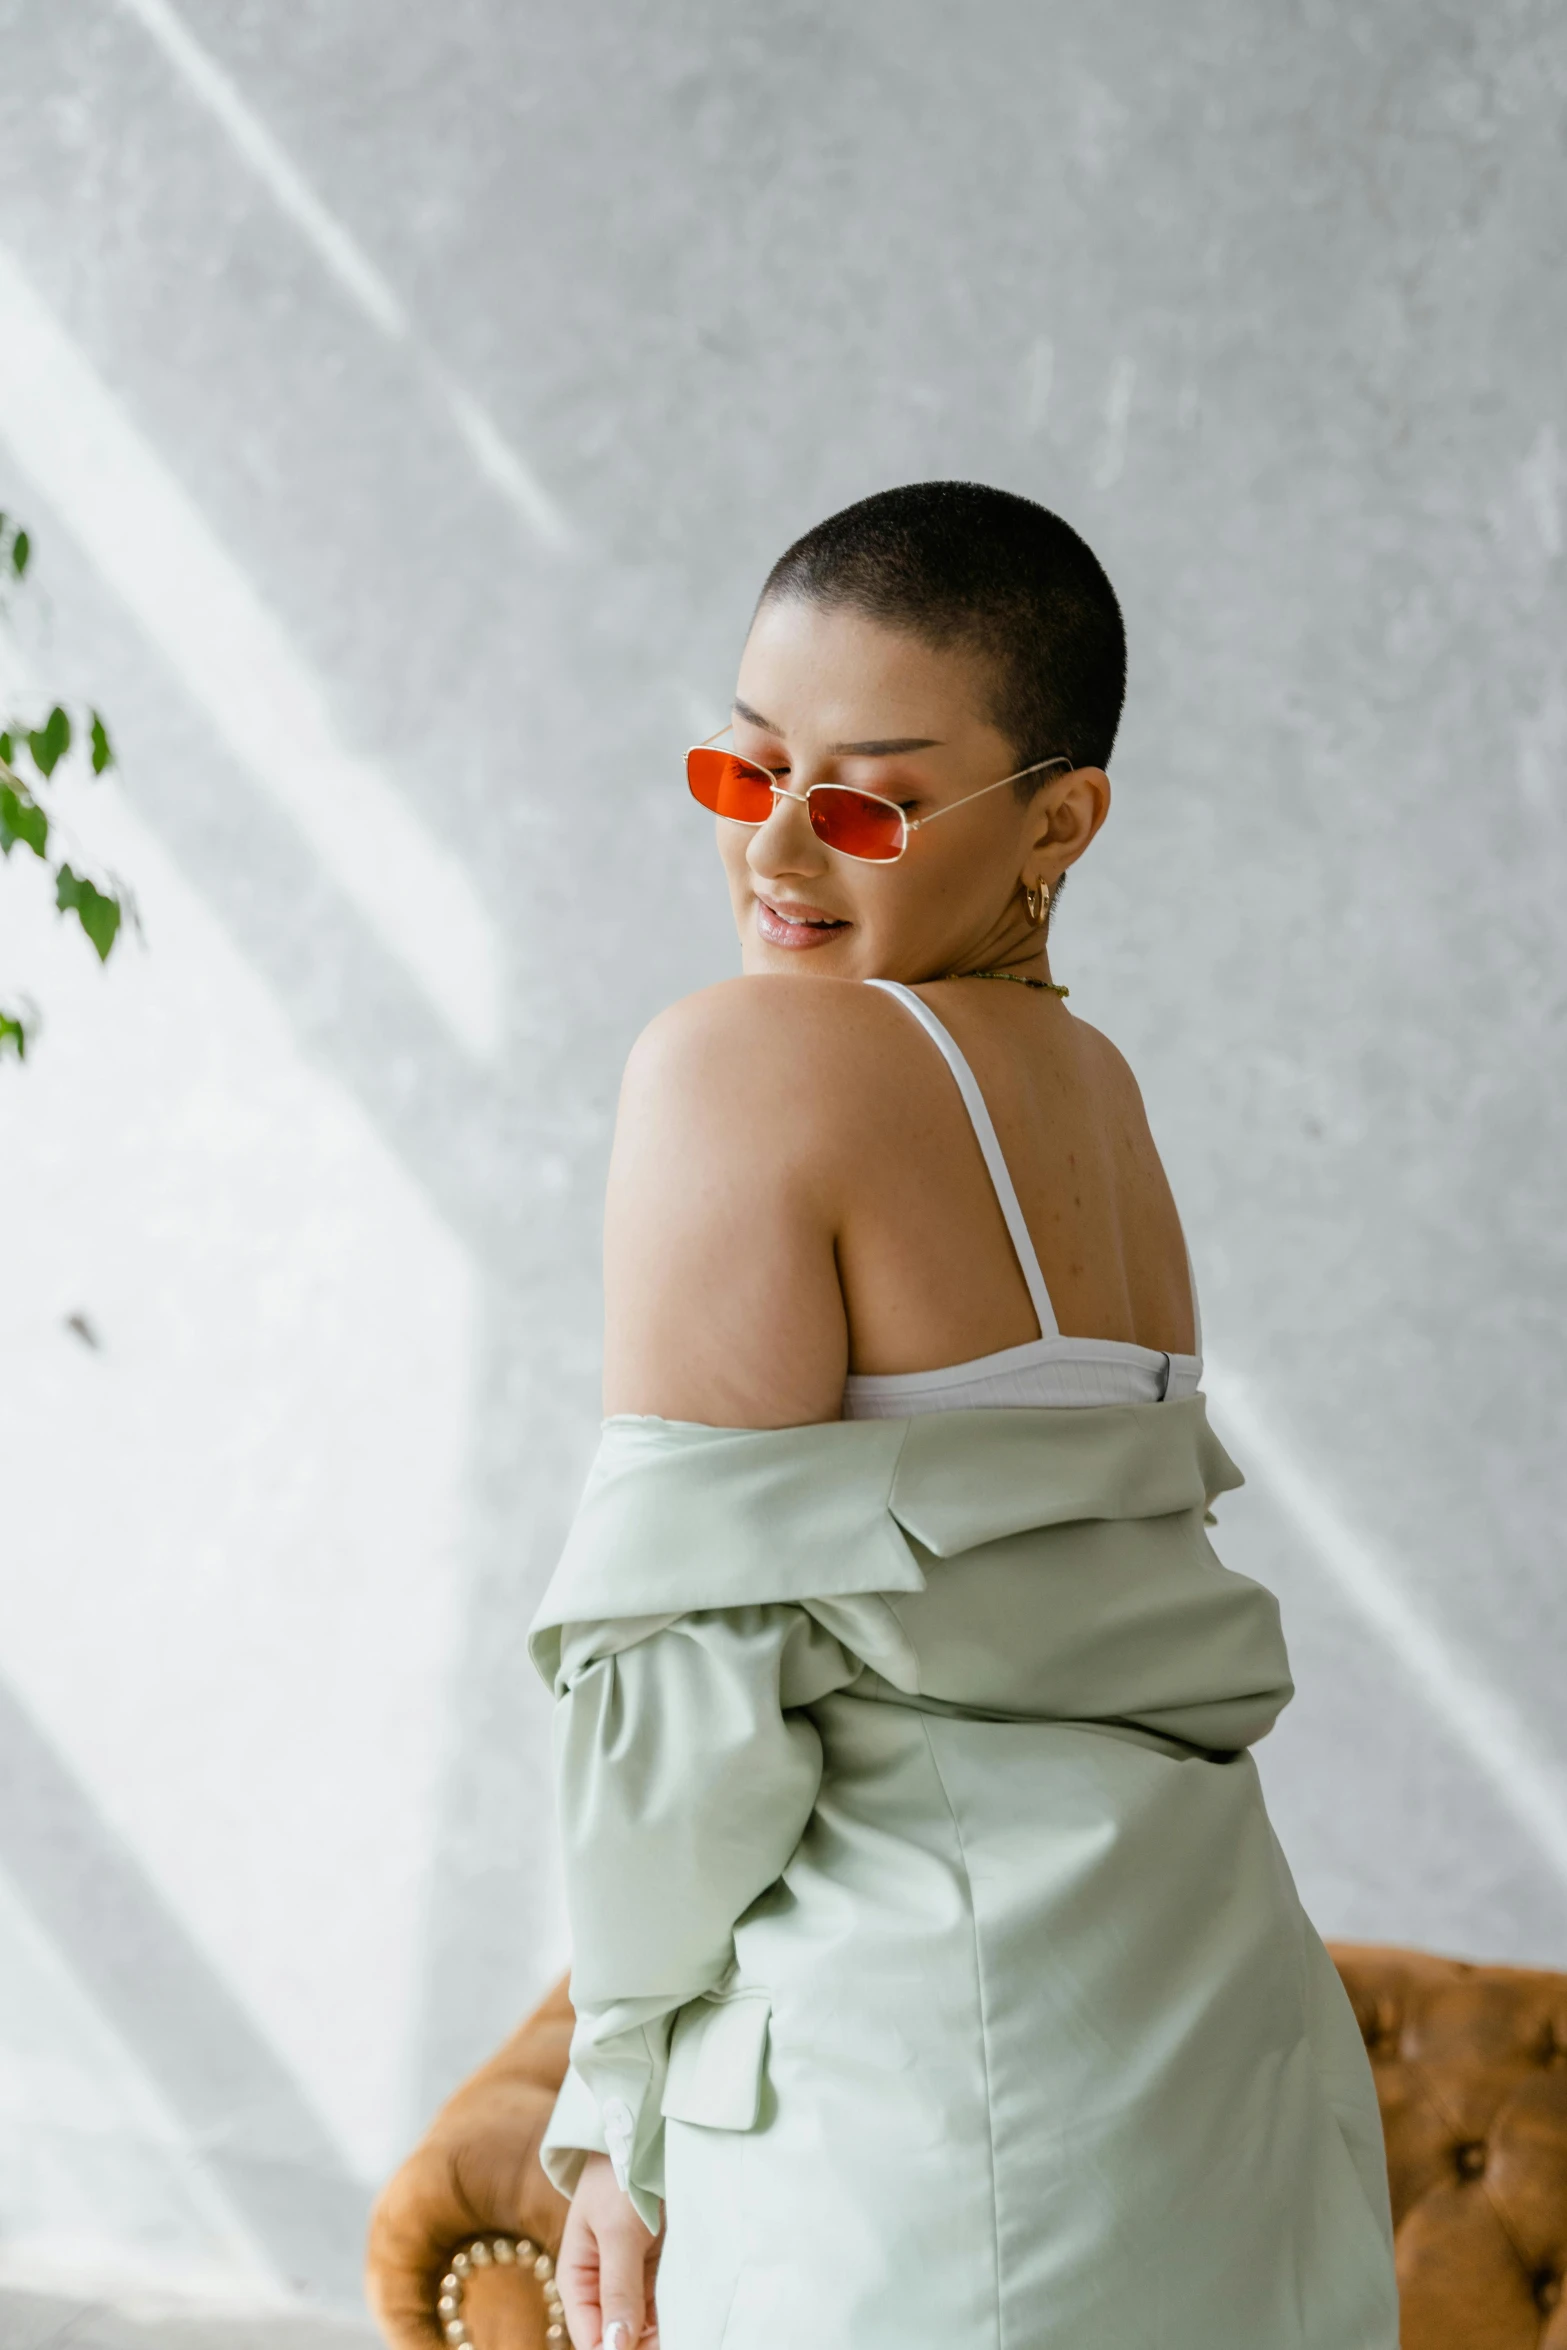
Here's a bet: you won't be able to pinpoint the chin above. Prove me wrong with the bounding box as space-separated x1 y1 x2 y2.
743 937 854 980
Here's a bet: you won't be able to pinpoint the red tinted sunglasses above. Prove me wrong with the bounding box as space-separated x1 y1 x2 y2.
687 733 1070 865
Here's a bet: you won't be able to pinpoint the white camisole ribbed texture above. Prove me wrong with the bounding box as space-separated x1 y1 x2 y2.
841 980 1203 1419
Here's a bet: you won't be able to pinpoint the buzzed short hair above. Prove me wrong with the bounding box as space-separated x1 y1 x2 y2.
760 481 1126 782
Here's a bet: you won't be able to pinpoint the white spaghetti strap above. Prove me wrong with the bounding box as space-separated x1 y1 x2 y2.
865 980 1059 1340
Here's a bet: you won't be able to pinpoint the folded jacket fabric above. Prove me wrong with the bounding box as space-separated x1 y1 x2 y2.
531 1400 1399 2350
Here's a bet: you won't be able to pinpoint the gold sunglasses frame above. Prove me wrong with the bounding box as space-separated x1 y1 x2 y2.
690 729 1072 865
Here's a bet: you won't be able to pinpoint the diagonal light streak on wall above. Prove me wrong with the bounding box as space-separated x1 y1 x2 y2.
116 0 404 339
1205 1358 1567 1890
115 0 571 552
0 1895 278 2310
0 242 503 1063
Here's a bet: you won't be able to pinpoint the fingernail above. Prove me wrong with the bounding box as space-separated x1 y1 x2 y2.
604 2325 630 2350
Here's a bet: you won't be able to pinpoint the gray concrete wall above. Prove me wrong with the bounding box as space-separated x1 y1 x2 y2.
0 0 1563 2316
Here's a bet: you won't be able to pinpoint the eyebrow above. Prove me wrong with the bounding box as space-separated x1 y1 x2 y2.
732 698 942 757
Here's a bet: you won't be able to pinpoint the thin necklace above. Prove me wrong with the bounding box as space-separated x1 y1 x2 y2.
941 967 1069 998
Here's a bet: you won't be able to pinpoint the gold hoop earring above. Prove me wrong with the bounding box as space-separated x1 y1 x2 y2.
1023 880 1051 928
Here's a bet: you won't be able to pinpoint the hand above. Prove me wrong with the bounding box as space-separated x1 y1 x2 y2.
558 2154 664 2349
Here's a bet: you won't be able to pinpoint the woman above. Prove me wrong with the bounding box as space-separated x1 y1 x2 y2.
531 483 1397 2349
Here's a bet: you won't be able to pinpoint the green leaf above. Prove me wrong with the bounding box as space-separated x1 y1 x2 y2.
28 704 70 778
0 732 12 768
0 1009 27 1061
0 780 48 858
55 863 122 961
90 710 114 774
12 529 29 578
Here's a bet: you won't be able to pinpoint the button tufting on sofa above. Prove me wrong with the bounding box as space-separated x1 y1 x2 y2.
1331 1943 1567 2350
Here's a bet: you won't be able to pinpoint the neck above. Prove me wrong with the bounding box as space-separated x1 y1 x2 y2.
939 936 1054 986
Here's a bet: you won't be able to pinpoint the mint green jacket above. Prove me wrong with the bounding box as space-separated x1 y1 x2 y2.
530 1402 1398 2349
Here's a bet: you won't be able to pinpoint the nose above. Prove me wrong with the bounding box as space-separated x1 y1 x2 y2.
746 784 828 879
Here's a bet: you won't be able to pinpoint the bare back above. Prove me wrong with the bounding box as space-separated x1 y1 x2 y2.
603 977 1195 1429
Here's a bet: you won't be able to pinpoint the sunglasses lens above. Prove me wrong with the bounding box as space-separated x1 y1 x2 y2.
687 747 776 823
809 787 905 862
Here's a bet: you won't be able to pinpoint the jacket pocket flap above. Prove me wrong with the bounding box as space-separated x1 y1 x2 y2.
662 1991 770 2131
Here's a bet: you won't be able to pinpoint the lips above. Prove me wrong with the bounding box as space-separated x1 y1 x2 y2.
754 895 850 950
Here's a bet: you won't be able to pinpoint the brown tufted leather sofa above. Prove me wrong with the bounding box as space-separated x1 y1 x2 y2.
1336 1946 1567 2348
368 1975 574 2350
367 1945 1567 2349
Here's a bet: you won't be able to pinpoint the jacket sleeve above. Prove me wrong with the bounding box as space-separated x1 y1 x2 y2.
539 1602 858 2227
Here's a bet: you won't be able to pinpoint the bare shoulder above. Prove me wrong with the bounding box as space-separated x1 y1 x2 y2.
1067 1012 1156 1117
621 975 908 1126
605 979 874 1423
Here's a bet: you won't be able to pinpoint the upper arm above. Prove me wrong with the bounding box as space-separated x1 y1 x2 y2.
601 982 851 1427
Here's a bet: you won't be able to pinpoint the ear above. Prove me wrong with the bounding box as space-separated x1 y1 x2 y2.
1023 766 1111 885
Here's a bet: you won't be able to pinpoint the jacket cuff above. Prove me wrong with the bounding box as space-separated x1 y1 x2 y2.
561 2026 667 2233
540 2063 608 2199
541 2060 664 2232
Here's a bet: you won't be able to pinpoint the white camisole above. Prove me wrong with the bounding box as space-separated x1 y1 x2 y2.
841 980 1203 1419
